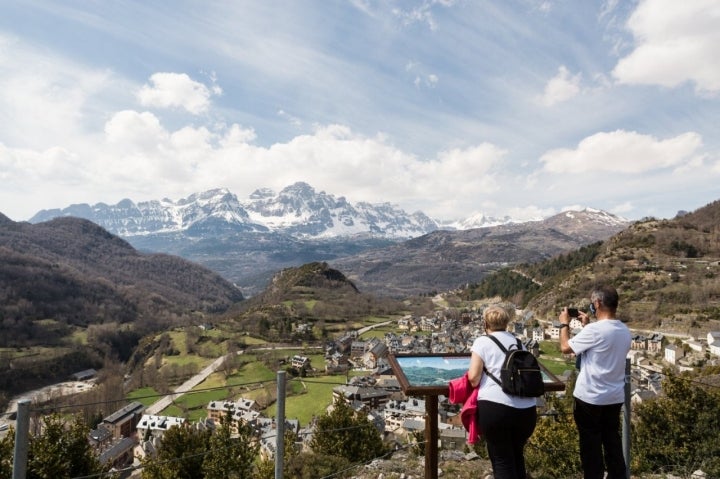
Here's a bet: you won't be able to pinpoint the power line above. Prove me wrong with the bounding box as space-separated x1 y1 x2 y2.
13 373 349 417
26 377 275 415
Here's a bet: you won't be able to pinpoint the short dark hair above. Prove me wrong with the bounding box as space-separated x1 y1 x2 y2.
591 285 619 311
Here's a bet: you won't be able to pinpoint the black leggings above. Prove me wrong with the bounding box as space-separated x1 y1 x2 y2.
476 400 537 479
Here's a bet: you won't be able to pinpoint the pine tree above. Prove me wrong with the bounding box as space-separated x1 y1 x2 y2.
203 413 258 479
632 372 720 477
255 429 302 479
0 428 14 479
27 414 104 478
309 399 386 464
141 423 211 479
525 394 582 477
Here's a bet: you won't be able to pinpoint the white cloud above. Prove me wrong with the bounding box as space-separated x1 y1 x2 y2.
220 124 257 147
0 33 115 149
610 201 634 215
507 205 556 222
540 130 703 174
538 66 582 106
1 2 718 225
104 110 168 150
612 0 720 93
391 0 456 31
137 72 220 114
0 144 87 183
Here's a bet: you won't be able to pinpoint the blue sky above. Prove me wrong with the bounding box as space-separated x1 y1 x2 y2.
0 0 718 223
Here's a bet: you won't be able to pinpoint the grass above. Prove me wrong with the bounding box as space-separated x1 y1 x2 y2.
163 354 210 368
539 340 577 377
242 336 268 345
539 340 563 357
127 387 162 407
360 325 396 340
361 315 400 325
265 375 344 425
174 389 225 411
540 358 575 376
167 330 189 355
305 353 325 369
69 328 88 345
228 358 276 385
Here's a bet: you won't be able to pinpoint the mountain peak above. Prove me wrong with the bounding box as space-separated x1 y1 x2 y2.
26 184 631 243
28 184 440 239
279 181 315 196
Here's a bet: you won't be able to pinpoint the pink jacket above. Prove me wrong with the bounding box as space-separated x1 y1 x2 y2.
448 372 481 444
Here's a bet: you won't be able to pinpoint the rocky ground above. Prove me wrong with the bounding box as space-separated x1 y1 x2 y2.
349 450 494 479
348 449 692 479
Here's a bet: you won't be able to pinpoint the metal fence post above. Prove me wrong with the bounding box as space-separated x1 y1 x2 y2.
275 370 286 479
622 358 631 479
13 398 31 479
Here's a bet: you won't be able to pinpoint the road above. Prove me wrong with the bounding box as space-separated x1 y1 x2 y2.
144 353 233 415
144 321 395 415
3 320 398 424
357 320 394 335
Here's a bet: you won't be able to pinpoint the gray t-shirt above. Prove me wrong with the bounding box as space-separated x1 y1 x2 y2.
569 319 631 405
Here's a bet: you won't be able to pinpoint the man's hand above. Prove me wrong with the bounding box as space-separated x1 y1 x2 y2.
559 307 574 354
559 307 571 325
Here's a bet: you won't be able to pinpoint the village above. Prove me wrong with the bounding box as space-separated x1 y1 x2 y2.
32 308 720 475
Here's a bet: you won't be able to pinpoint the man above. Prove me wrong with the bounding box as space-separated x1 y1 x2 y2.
559 284 631 479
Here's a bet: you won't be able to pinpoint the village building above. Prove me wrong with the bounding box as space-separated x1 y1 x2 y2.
664 344 684 365
97 401 145 439
708 332 720 357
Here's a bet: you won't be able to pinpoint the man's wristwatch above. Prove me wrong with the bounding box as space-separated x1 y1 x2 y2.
558 323 569 330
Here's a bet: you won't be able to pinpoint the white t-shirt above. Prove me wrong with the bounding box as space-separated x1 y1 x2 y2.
568 319 631 405
471 331 537 409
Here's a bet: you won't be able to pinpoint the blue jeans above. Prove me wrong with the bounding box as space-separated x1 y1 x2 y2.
573 398 627 479
477 400 537 479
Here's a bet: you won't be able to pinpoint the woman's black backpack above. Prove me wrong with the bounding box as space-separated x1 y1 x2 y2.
483 335 545 397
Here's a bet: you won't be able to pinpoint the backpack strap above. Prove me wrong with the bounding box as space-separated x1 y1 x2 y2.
481 334 517 387
485 334 523 352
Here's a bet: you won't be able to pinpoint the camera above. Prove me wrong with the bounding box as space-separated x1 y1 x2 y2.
567 307 580 317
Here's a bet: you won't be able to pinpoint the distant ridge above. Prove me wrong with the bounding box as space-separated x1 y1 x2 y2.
26 183 630 296
29 182 440 240
331 208 630 297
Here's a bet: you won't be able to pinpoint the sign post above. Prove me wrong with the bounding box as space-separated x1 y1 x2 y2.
388 353 565 479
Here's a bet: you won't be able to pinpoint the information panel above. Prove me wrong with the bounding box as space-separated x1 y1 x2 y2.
388 353 566 396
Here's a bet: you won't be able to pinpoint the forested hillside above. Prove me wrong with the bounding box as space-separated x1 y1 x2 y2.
0 214 244 399
226 262 409 341
0 215 243 336
462 199 720 334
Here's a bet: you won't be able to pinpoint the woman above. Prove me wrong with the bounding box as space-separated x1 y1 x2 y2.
468 305 537 479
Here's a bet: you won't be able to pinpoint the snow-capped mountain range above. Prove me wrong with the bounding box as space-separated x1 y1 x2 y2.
26 182 630 297
29 181 524 239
